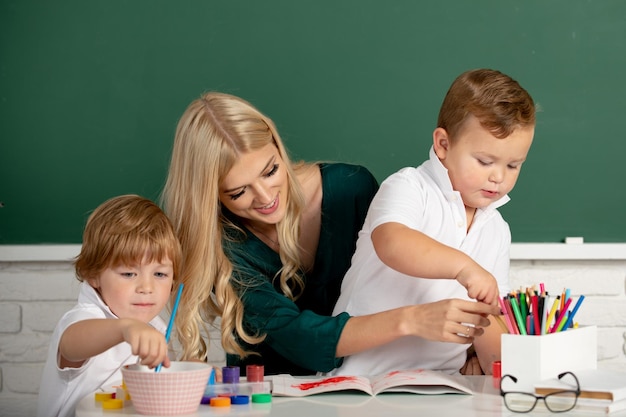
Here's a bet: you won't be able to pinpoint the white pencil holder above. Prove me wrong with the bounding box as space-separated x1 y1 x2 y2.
501 325 597 392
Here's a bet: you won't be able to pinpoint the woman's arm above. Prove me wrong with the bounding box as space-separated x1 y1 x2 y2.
235 263 500 370
336 299 500 358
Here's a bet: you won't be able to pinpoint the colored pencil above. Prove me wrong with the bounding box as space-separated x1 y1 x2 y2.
550 297 572 334
561 295 585 331
155 283 184 372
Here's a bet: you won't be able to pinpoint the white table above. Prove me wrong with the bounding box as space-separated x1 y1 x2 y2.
76 376 626 417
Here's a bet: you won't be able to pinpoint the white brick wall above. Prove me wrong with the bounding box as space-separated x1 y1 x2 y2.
1 245 625 416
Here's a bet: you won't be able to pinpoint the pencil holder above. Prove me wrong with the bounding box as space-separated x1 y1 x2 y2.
501 325 597 392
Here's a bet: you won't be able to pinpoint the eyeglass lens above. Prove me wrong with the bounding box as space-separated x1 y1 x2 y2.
504 391 578 413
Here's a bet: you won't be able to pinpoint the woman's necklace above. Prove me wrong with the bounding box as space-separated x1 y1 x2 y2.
249 224 279 247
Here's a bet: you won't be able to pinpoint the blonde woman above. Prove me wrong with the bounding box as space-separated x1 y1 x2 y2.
162 92 500 376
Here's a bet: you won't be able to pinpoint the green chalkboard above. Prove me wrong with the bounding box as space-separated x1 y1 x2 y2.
1 1 625 243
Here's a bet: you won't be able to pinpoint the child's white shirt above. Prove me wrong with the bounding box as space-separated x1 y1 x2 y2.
37 281 167 417
331 147 512 376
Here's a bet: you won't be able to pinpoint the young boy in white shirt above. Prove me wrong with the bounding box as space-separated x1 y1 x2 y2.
332 68 536 376
37 194 182 417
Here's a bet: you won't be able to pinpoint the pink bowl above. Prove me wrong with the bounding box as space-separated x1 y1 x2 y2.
121 361 212 415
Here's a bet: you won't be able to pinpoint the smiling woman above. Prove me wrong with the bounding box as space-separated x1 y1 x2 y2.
161 92 379 375
218 143 288 248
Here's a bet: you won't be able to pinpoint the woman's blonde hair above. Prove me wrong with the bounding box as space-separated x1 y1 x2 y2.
161 92 306 361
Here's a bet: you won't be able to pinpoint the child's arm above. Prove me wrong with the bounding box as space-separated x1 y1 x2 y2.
459 345 483 375
472 315 504 375
371 222 499 304
58 318 170 369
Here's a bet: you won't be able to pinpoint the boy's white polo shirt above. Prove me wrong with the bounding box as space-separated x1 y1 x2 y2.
37 282 167 417
332 147 512 376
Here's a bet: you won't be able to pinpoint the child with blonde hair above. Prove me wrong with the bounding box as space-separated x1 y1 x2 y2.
37 194 182 417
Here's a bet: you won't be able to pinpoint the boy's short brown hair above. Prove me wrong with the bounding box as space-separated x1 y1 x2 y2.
437 68 536 141
74 194 182 282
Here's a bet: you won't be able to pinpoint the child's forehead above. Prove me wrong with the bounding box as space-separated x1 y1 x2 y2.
451 115 491 141
111 252 173 267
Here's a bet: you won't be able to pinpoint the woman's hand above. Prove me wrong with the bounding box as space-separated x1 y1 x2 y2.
404 298 500 344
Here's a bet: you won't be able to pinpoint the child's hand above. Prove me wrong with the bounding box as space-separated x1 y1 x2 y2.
121 320 170 369
455 263 499 305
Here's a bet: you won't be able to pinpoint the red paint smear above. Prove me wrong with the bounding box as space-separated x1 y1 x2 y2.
293 376 359 391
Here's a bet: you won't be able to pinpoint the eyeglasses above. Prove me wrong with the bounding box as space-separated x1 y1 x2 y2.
500 371 581 413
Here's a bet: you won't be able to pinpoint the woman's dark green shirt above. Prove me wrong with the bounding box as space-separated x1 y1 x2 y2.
224 163 378 376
